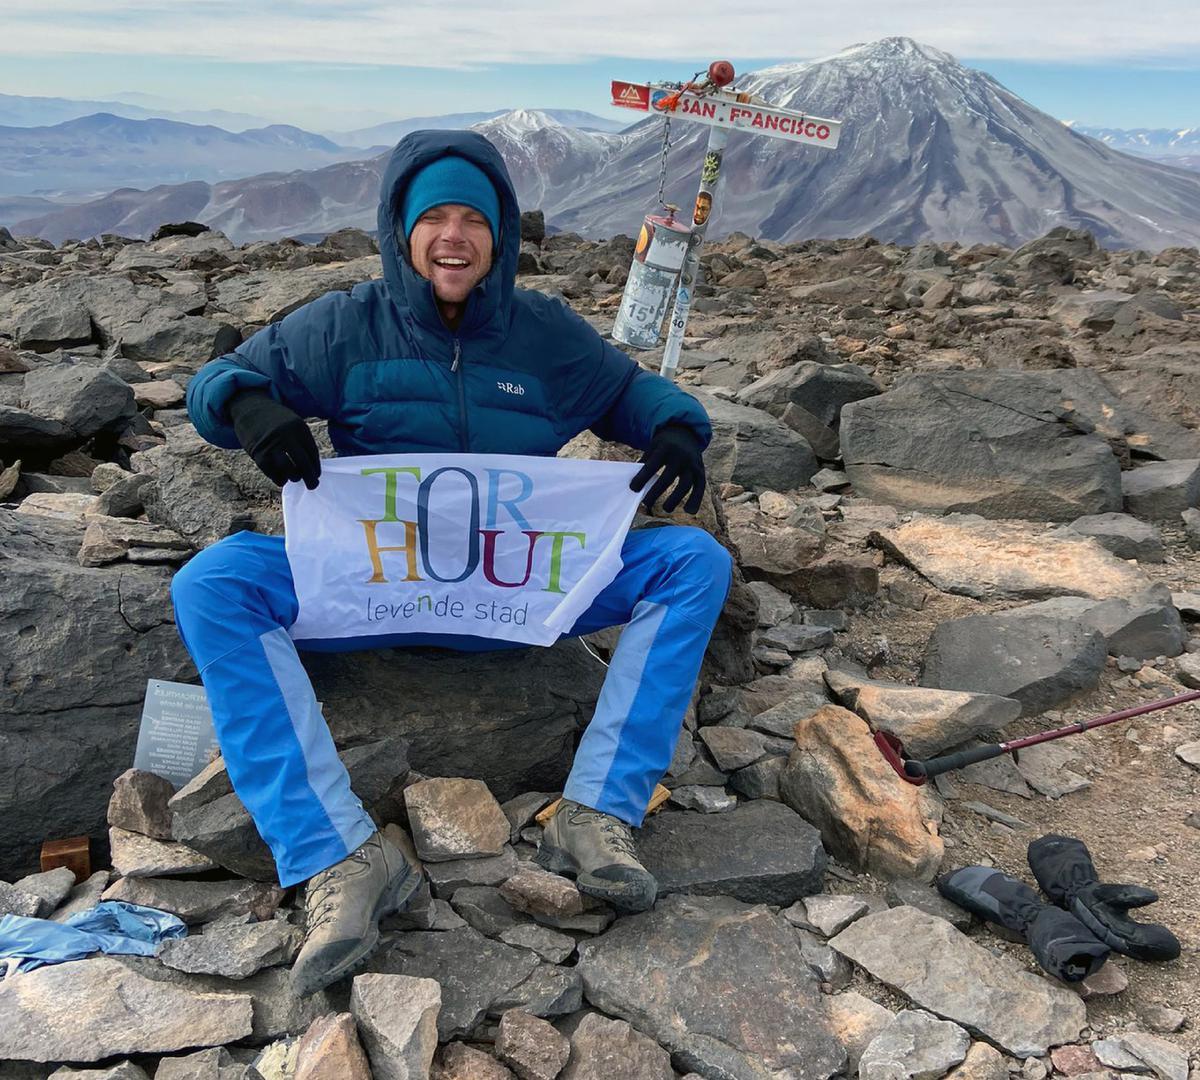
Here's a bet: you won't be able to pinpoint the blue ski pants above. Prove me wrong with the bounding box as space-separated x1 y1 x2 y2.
171 525 732 887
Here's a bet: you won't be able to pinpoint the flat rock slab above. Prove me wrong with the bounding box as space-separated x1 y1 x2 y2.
577 893 846 1079
859 1009 970 1080
12 867 76 915
102 876 283 924
824 669 1021 757
872 515 1151 601
157 919 301 979
840 371 1122 521
367 925 539 1041
922 604 1107 716
109 827 216 878
830 907 1086 1057
638 800 827 906
0 956 252 1062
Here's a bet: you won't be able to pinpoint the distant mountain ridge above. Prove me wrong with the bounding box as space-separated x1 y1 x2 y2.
11 40 1200 249
1065 123 1200 172
0 112 370 197
0 91 271 132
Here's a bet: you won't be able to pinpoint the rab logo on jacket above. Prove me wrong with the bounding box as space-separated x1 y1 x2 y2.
282 453 642 647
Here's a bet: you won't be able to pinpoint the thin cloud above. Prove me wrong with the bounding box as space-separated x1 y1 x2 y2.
4 0 1199 67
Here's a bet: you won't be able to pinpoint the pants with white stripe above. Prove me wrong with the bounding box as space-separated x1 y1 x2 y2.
170 526 732 888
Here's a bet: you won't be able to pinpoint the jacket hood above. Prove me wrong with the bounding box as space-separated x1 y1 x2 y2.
377 129 521 337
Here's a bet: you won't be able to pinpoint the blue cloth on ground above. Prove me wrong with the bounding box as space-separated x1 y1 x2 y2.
0 901 187 976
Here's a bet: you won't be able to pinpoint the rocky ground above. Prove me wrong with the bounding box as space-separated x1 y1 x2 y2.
0 215 1199 1079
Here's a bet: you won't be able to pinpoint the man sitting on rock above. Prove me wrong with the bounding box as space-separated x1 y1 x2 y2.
171 129 732 997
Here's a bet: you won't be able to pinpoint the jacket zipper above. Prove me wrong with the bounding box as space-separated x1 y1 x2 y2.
450 337 470 451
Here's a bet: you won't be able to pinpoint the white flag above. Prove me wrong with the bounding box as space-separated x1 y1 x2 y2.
283 454 642 647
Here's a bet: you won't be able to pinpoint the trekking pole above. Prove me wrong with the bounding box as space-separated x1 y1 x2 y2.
875 689 1200 786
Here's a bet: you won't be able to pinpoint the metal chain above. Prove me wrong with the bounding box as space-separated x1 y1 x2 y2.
656 114 672 211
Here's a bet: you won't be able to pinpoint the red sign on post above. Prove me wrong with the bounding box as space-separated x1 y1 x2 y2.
611 80 650 111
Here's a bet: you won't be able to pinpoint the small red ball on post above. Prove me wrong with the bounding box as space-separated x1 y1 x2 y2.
708 60 735 87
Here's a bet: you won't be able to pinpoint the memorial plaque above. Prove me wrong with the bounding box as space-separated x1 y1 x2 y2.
133 679 220 788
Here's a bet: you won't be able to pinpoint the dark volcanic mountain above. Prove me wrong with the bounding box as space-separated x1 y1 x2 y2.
13 39 1200 249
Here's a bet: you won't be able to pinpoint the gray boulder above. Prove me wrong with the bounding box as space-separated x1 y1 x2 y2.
135 425 284 550
694 391 818 491
922 602 1107 715
1054 512 1165 562
840 371 1122 520
2 362 137 456
0 274 221 362
576 893 846 1079
1122 459 1200 520
638 800 826 905
1024 591 1187 661
736 361 879 432
1184 507 1200 549
0 510 195 874
308 643 603 805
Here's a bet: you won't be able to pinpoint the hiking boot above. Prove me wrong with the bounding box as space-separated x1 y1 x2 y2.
534 799 657 914
290 830 421 997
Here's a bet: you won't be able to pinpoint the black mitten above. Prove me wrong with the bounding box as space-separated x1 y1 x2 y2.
228 390 321 489
1027 834 1180 962
937 865 1110 982
630 424 707 514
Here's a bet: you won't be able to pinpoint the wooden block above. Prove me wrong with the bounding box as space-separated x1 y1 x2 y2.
534 784 672 828
40 836 91 880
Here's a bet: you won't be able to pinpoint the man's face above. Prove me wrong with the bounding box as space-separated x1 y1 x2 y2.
408 203 494 305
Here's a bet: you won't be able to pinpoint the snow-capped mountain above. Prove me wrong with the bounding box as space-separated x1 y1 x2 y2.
471 111 625 210
12 40 1200 250
334 109 627 147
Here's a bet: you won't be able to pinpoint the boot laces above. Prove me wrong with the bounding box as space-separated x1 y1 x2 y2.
302 844 373 938
567 805 639 858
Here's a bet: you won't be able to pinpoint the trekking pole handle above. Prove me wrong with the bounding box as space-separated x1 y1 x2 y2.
904 742 1003 781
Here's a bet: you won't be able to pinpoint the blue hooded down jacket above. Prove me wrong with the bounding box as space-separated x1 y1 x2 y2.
185 130 711 458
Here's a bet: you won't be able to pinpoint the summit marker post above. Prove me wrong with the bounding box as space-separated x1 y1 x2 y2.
609 67 843 380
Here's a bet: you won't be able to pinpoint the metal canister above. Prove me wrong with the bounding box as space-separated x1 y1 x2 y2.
611 211 692 349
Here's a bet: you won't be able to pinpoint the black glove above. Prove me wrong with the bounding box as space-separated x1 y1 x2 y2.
937 865 1109 982
630 424 706 514
1027 834 1180 962
227 390 321 490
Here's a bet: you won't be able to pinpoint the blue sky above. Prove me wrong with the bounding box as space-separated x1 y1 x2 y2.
2 1 1197 133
